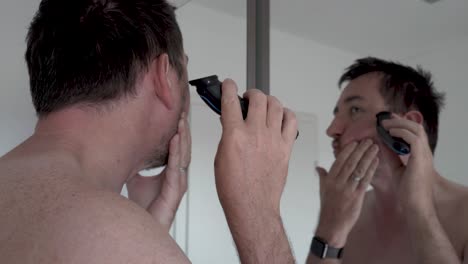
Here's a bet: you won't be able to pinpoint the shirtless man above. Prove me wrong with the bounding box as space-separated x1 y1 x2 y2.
0 0 297 263
307 57 468 264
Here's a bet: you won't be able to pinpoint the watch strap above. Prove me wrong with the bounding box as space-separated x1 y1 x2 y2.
310 236 344 259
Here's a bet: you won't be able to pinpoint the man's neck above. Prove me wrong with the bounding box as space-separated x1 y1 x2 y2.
19 107 151 193
369 163 445 235
366 159 408 240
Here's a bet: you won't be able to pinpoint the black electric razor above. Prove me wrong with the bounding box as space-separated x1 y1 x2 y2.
189 75 249 119
376 111 411 155
189 75 299 139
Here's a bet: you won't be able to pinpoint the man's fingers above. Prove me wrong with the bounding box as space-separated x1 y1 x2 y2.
382 116 420 136
357 157 379 192
266 96 284 131
388 128 417 145
147 134 185 230
316 166 328 178
220 79 243 128
329 141 358 178
243 89 267 126
167 134 181 171
179 114 191 168
281 108 298 145
316 166 327 189
350 144 379 189
336 140 374 184
177 116 190 191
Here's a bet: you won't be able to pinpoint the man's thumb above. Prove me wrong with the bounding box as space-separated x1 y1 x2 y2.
315 166 327 178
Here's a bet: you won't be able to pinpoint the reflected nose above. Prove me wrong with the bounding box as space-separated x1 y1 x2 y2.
326 117 344 140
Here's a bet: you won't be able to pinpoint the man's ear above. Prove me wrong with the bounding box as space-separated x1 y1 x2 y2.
403 110 424 125
153 53 175 110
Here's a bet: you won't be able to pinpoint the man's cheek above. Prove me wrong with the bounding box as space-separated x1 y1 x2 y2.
358 123 379 142
342 127 376 146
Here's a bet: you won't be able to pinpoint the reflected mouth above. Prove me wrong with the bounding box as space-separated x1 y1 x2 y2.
332 141 340 156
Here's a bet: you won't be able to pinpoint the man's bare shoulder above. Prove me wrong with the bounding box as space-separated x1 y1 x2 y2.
413 177 468 248
49 190 190 264
449 182 468 224
0 153 189 264
439 178 468 213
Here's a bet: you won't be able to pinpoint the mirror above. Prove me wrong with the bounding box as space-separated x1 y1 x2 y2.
176 0 468 262
0 0 467 263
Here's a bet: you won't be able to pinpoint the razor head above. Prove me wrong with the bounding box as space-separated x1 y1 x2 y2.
189 75 248 119
189 75 299 139
376 111 411 155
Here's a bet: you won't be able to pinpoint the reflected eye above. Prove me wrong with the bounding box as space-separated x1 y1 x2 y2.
350 106 361 114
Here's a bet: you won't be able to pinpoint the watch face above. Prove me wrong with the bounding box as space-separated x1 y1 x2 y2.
316 240 326 251
311 237 327 259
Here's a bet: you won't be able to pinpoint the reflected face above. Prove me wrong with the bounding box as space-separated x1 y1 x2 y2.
145 54 190 169
327 73 388 157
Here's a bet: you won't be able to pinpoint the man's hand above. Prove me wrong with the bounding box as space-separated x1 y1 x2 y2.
126 113 191 231
315 140 379 247
380 115 461 264
382 113 436 213
214 79 297 264
214 79 297 218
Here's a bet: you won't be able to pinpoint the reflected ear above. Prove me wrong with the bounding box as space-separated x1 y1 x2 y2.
153 53 174 110
403 110 424 125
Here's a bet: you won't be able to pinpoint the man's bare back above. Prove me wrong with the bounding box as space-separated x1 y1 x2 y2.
343 179 468 263
0 150 188 264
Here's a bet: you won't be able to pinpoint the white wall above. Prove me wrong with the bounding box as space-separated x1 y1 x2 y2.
178 3 357 170
270 30 358 169
176 3 358 262
0 0 38 156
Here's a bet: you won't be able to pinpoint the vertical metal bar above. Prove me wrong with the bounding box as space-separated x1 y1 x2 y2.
247 0 257 90
247 0 270 94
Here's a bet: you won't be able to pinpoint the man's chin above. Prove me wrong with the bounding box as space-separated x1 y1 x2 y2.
143 107 182 170
333 148 341 158
143 150 169 170
144 163 165 171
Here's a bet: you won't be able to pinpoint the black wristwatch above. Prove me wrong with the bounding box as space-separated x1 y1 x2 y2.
310 236 344 259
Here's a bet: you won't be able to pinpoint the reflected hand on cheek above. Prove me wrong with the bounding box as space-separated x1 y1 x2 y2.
316 139 379 247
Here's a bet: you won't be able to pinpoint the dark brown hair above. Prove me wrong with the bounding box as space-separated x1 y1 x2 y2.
339 57 445 153
26 0 184 116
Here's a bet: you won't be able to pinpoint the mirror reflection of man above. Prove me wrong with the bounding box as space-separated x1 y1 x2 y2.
307 57 468 264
